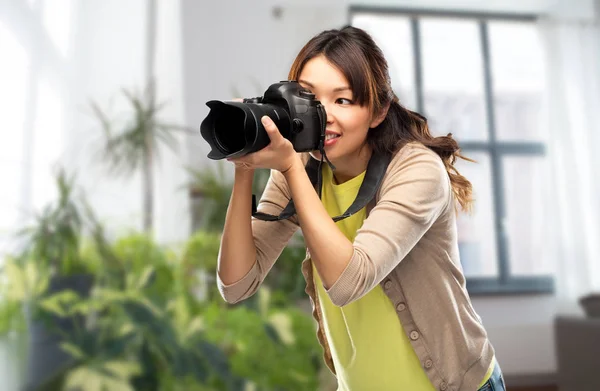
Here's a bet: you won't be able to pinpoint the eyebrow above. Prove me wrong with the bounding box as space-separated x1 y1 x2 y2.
298 79 351 93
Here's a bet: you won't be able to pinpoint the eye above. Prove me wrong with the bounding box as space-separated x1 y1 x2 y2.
336 97 354 105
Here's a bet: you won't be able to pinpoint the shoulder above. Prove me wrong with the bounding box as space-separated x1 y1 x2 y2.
387 142 447 178
390 142 445 169
378 142 451 202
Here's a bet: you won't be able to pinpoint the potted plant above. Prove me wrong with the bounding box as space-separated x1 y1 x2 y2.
29 251 241 391
187 162 271 233
91 85 192 234
0 256 33 390
13 168 104 390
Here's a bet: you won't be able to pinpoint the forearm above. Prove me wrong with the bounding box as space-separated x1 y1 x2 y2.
282 156 354 288
218 168 257 285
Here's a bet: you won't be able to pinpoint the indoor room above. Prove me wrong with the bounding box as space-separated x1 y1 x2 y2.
1 0 599 390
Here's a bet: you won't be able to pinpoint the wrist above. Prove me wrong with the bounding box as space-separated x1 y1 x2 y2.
234 166 255 181
281 154 304 178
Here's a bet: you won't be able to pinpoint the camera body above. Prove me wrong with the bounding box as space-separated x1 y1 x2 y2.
200 81 327 160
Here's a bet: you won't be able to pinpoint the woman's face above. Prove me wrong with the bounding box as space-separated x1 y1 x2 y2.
297 55 380 168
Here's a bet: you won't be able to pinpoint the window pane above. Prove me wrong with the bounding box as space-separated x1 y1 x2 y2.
489 22 547 142
42 0 73 57
455 153 498 277
352 14 417 110
31 77 65 214
0 22 29 163
420 18 488 141
0 21 30 257
503 157 552 275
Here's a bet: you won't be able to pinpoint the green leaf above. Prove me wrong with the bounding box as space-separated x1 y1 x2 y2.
134 295 163 317
4 263 26 301
184 316 205 340
38 290 80 317
102 360 142 380
60 342 87 360
268 312 295 345
258 287 271 317
100 376 136 391
38 298 64 317
136 266 154 289
65 367 104 391
117 322 135 338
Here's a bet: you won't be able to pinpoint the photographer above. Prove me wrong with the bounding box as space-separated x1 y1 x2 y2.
215 26 504 391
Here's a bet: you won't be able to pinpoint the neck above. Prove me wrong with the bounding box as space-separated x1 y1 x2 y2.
331 145 372 184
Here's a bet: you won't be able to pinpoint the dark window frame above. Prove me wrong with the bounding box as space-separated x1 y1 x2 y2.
349 6 554 296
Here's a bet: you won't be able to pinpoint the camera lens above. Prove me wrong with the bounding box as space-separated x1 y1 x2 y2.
212 106 247 154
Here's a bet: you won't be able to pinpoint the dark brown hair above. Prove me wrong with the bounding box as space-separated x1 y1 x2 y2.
288 25 474 212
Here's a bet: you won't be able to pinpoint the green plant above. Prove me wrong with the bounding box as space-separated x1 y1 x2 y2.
0 257 34 336
188 162 271 233
4 221 324 390
18 227 244 391
0 256 50 339
17 169 100 277
264 237 310 306
31 264 239 391
203 288 322 391
91 84 191 234
180 230 222 302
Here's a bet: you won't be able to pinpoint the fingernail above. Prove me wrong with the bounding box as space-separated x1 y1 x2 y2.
261 116 271 126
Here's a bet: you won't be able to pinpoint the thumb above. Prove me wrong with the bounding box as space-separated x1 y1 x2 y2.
261 116 280 139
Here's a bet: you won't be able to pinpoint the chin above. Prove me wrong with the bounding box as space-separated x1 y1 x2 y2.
310 149 338 164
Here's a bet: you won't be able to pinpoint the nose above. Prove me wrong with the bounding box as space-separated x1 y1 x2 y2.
322 102 334 125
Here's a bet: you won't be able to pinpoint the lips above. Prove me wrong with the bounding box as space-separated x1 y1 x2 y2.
324 130 341 146
324 130 341 141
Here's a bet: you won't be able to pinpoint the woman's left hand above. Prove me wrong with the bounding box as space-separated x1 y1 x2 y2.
227 116 299 173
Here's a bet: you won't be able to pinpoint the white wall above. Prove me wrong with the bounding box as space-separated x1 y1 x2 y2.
181 0 349 167
180 0 595 381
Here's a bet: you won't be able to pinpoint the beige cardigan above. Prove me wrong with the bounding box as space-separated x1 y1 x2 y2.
217 143 495 391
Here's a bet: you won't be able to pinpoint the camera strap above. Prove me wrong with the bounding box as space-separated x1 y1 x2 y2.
251 150 392 222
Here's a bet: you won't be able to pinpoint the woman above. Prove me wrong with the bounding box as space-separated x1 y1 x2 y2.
217 26 505 391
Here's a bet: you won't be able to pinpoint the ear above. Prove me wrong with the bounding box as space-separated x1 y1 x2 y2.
369 104 390 128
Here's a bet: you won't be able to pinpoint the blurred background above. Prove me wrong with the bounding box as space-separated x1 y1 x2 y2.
0 0 599 390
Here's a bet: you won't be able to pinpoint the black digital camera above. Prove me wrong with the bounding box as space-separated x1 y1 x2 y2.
200 81 327 160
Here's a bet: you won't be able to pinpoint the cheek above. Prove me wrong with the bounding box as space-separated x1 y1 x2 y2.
340 113 371 140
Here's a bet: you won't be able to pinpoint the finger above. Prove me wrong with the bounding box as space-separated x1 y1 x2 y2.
261 116 282 142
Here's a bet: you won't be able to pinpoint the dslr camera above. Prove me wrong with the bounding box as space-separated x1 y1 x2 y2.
200 81 327 160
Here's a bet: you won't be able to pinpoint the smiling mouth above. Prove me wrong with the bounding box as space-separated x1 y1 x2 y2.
325 134 340 141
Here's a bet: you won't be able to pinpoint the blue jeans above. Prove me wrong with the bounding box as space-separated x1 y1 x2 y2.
477 362 506 391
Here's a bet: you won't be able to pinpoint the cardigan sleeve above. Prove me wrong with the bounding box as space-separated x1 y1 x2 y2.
217 169 300 303
325 145 451 306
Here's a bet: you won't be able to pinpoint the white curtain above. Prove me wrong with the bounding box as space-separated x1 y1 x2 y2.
538 14 600 303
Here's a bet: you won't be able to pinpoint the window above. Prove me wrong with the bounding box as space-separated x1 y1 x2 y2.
0 0 72 259
0 20 30 257
351 8 552 294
